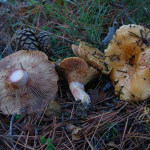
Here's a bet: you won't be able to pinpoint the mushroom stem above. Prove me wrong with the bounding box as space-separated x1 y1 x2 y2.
69 81 91 104
9 69 28 87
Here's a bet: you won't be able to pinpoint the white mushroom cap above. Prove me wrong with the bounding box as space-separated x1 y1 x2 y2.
0 50 58 114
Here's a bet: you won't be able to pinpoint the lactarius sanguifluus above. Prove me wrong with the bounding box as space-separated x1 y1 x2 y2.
0 50 58 114
58 57 100 104
72 41 112 74
105 24 150 101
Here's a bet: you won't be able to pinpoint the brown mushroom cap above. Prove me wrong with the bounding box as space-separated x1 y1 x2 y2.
0 50 58 114
58 57 100 104
58 57 99 85
72 41 112 74
104 24 150 101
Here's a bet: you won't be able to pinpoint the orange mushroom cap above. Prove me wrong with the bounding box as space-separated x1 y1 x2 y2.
0 50 58 114
72 41 112 74
58 57 100 104
104 24 150 101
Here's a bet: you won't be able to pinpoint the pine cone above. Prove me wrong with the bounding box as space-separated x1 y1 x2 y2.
38 30 57 57
16 28 39 51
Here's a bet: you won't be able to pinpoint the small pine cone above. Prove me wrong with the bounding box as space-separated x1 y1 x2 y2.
38 30 57 57
16 28 39 51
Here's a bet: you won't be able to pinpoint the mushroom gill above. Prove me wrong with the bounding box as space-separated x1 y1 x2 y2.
0 50 58 114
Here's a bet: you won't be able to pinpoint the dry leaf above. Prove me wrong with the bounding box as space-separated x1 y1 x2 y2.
21 123 35 135
57 0 64 6
88 88 99 104
72 127 82 141
98 90 107 101
107 141 118 148
45 100 62 117
18 5 28 14
66 123 76 131
89 88 106 104
66 123 82 141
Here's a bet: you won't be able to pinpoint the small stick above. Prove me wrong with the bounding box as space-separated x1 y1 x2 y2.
0 120 7 131
9 113 18 150
117 69 127 73
121 0 136 24
9 113 16 136
102 21 118 45
70 103 75 120
62 110 66 131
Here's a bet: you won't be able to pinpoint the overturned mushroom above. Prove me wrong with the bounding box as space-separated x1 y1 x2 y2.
0 50 58 114
105 24 150 101
72 41 112 74
58 57 100 104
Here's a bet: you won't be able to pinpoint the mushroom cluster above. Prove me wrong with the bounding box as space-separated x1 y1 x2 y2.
105 24 150 101
2 24 149 116
0 50 58 114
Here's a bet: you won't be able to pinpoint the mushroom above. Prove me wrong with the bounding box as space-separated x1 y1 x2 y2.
0 50 58 114
104 24 150 101
72 41 112 74
58 57 100 104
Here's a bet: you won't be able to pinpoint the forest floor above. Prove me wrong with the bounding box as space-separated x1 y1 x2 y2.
0 0 150 150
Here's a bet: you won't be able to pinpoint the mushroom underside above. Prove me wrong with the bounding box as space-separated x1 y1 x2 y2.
0 50 58 114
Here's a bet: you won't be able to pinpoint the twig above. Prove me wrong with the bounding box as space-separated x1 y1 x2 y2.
13 132 23 150
102 21 118 45
64 131 75 150
33 127 38 148
70 103 75 120
3 136 34 150
24 132 29 150
1 35 15 57
9 113 16 136
146 143 150 150
121 0 136 24
62 110 66 131
84 134 94 150
0 120 7 131
1 139 13 150
9 113 18 150
119 117 129 150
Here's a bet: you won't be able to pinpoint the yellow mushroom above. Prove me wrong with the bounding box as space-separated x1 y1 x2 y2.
105 24 150 101
72 41 112 74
